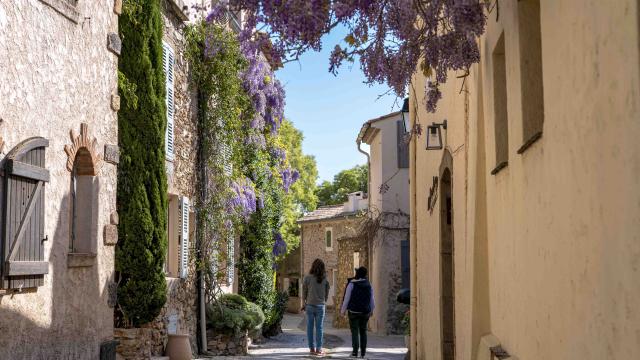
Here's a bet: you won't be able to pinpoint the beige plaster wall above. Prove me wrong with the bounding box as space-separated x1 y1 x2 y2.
0 0 119 358
410 1 640 359
369 114 410 214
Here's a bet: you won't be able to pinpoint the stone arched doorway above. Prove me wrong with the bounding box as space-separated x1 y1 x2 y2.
440 151 455 360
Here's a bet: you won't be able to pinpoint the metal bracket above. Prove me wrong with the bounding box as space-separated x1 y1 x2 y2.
490 345 511 359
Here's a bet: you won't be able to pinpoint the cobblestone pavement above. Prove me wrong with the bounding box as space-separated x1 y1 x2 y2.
199 311 407 359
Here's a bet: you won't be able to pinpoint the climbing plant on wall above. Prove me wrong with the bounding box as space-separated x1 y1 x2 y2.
116 0 168 327
185 20 296 335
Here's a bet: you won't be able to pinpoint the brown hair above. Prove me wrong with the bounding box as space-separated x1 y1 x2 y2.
309 258 326 283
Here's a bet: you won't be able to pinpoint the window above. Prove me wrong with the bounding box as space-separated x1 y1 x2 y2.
325 228 333 250
288 278 299 297
517 0 544 153
491 32 509 175
162 41 175 161
69 151 99 254
397 120 410 168
166 195 190 278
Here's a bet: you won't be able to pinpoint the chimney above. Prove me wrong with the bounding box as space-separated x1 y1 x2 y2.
344 191 367 212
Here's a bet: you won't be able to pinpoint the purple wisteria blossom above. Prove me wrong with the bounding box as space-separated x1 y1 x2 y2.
207 0 487 113
272 231 287 257
227 178 258 220
270 146 287 165
280 168 300 193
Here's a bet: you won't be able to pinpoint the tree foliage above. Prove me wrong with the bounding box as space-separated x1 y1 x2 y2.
116 0 168 327
277 120 318 250
316 164 368 206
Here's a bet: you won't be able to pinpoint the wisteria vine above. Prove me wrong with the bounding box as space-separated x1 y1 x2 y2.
207 0 489 113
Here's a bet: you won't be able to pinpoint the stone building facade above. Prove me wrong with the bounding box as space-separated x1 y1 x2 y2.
114 1 201 358
333 234 368 328
0 0 120 358
298 192 367 311
408 1 640 359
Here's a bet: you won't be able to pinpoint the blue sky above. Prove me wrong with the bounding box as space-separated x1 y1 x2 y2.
275 27 400 184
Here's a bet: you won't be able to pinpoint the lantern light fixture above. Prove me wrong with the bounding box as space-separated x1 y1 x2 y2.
401 98 410 132
425 119 448 150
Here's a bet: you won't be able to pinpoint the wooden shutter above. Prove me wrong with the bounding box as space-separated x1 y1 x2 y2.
163 41 175 161
227 232 234 284
179 196 189 279
401 240 410 288
397 120 410 168
1 137 49 289
222 143 232 176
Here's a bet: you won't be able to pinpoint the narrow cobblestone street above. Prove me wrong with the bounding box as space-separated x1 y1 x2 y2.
200 312 407 359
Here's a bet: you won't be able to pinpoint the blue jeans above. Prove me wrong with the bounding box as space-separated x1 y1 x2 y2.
306 304 325 350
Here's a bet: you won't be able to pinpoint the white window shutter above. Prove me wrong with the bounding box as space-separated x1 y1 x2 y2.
162 41 175 160
227 233 235 284
180 196 189 279
222 143 232 176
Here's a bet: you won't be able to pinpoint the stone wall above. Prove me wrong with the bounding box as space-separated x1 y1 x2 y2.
0 1 119 358
334 235 368 328
370 213 409 334
116 3 201 359
114 4 199 359
206 330 250 356
301 217 362 307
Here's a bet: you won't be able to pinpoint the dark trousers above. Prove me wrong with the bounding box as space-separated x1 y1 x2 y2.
348 311 369 355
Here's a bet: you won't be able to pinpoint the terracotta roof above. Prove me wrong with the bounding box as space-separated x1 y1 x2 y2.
298 205 355 223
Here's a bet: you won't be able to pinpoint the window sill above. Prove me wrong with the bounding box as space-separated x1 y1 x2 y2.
38 0 80 23
490 161 508 176
517 131 543 154
68 253 96 268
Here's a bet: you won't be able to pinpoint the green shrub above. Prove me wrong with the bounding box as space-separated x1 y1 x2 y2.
115 0 168 327
262 290 289 337
206 294 265 335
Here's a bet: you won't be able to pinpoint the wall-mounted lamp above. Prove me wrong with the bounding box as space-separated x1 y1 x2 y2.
401 97 410 132
425 120 448 150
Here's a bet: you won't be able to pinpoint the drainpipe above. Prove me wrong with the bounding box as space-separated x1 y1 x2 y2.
356 138 374 328
409 95 418 359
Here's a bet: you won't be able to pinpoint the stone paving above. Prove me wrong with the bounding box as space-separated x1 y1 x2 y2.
199 311 407 359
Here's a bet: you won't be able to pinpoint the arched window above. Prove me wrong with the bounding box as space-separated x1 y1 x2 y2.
69 150 99 254
64 124 102 258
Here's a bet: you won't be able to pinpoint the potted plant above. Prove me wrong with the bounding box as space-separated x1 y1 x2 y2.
401 310 410 348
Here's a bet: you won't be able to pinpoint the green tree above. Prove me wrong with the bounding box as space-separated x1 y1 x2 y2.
115 0 168 327
315 164 368 206
277 120 318 250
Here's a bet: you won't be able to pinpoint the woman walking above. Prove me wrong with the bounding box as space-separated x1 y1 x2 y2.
341 266 375 358
303 258 330 356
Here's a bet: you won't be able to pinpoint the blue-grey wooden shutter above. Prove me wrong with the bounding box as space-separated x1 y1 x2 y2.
163 41 175 161
397 121 410 168
1 137 49 289
401 240 410 288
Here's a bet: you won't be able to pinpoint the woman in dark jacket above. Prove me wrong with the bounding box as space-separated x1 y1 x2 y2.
340 267 375 358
